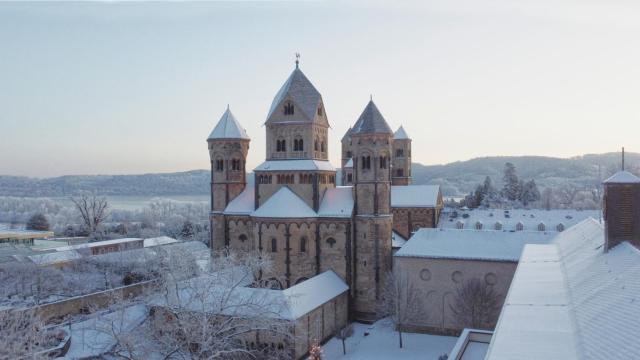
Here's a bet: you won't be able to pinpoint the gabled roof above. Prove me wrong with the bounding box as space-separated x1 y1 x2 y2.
252 187 317 218
208 108 250 140
394 125 410 140
392 231 407 248
603 170 640 184
224 186 255 215
282 270 348 319
351 100 393 135
391 185 440 208
266 68 323 123
318 187 354 218
254 159 335 172
344 158 353 168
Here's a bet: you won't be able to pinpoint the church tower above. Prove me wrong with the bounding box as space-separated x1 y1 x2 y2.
350 100 394 321
207 107 250 249
392 125 412 185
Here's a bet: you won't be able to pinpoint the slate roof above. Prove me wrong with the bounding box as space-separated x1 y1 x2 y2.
351 100 393 135
603 170 640 184
208 108 250 140
394 125 410 140
266 68 323 123
251 187 317 218
254 159 335 172
391 185 440 208
486 218 640 360
341 127 352 142
318 187 354 218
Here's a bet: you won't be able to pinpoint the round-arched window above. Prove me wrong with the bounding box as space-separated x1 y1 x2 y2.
420 269 431 281
239 234 247 242
452 271 463 283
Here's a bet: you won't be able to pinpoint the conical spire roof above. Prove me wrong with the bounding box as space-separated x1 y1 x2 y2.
266 68 323 123
341 127 352 142
208 108 249 140
394 125 410 140
351 100 393 135
603 170 640 184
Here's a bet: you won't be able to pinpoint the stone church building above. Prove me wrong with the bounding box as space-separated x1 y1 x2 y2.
207 62 443 321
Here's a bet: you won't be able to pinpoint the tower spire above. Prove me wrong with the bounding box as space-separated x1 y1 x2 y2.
295 52 300 69
622 146 625 171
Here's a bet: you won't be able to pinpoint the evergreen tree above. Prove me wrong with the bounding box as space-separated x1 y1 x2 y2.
25 213 49 231
501 163 520 201
481 176 498 206
521 179 541 206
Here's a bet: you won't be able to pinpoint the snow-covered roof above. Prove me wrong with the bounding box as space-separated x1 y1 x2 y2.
395 228 556 262
351 100 393 135
487 218 640 360
143 236 178 248
344 158 353 168
266 68 323 123
392 231 407 248
391 185 440 208
53 238 143 252
283 270 349 319
252 187 317 218
28 250 83 265
318 187 354 218
207 108 249 140
603 170 640 184
439 208 599 232
224 185 255 215
393 125 410 140
254 159 335 172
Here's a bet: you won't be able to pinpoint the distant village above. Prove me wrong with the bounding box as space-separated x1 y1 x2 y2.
1 63 638 360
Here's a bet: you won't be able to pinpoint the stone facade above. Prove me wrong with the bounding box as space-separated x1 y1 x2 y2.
393 256 517 335
392 207 442 240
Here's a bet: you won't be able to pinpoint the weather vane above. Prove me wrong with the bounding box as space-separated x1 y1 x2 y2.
295 52 300 68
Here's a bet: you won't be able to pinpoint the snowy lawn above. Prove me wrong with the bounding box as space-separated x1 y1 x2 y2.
321 318 457 360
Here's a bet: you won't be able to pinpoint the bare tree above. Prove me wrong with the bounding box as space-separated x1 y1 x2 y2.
71 193 109 236
335 324 354 355
0 308 50 359
377 270 426 348
449 278 501 329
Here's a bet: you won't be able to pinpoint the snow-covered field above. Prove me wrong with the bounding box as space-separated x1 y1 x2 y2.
321 318 457 360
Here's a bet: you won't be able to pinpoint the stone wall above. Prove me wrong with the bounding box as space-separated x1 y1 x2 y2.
392 207 440 240
393 256 517 335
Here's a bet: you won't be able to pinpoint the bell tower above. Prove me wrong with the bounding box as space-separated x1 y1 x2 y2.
350 100 393 321
392 125 412 186
207 107 250 249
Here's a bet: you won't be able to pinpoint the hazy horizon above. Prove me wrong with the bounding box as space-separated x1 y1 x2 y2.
2 1 640 177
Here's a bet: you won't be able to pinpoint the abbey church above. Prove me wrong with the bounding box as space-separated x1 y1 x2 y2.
207 62 443 321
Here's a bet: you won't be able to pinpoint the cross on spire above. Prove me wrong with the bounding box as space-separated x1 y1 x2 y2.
295 52 300 69
622 146 626 171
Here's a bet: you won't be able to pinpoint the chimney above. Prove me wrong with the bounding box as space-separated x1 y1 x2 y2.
603 151 640 251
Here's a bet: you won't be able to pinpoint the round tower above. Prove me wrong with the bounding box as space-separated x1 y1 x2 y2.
207 107 250 249
350 100 394 321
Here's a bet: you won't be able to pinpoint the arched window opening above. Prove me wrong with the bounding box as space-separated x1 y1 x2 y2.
326 237 336 248
284 102 294 115
239 234 247 242
314 139 319 151
215 159 224 172
380 156 387 169
321 142 325 152
361 156 371 170
271 238 277 252
396 169 404 177
293 138 304 151
300 237 307 252
231 159 241 171
396 148 404 158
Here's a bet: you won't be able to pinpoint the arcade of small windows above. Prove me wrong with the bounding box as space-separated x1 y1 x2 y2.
396 148 404 157
293 138 304 151
319 174 335 184
299 173 313 184
215 159 224 171
258 175 273 184
231 159 241 171
361 156 372 170
380 156 388 169
284 102 294 115
276 139 286 152
277 174 295 184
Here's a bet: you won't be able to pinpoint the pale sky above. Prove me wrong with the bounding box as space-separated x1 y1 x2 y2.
2 0 640 177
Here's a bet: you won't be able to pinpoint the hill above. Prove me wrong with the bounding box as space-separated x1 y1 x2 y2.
1 152 637 197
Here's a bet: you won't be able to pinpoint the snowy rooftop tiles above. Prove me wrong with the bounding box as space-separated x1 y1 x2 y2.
391 185 440 208
223 185 255 215
395 228 556 262
603 170 640 184
251 187 317 218
254 159 335 172
266 68 323 123
487 218 640 360
394 125 410 140
208 108 250 140
317 187 354 218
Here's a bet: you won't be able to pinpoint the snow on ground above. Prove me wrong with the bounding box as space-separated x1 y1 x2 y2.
321 318 457 360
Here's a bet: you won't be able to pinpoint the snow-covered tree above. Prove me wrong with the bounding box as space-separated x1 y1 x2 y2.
520 179 541 206
378 270 426 348
0 309 50 359
71 193 109 236
501 162 520 201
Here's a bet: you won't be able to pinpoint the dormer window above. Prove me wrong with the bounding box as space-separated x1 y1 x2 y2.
284 102 294 115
